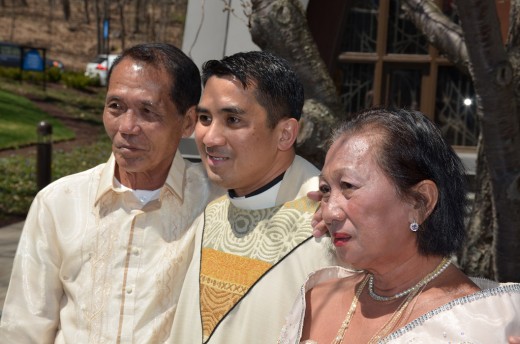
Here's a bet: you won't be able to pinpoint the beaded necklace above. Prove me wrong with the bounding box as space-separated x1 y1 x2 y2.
368 257 451 302
332 258 450 344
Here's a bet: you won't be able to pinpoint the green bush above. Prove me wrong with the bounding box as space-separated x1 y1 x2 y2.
46 67 62 83
0 67 22 80
23 71 45 83
0 66 62 84
0 136 111 220
62 71 93 90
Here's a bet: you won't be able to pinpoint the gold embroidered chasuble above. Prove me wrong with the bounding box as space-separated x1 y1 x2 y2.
200 195 319 340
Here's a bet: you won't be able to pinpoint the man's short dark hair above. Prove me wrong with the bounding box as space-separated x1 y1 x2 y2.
201 51 304 128
108 43 201 116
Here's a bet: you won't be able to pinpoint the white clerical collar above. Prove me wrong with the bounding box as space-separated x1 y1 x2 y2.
228 180 283 210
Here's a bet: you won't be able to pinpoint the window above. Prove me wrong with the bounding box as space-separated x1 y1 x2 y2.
337 0 478 146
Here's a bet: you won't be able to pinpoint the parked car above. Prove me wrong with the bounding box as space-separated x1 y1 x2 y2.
0 41 64 70
85 54 119 86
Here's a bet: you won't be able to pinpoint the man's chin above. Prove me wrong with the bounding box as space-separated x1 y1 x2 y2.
115 155 146 171
207 172 229 188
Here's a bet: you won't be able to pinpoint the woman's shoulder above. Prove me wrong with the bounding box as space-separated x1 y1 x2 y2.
309 269 364 294
302 266 362 295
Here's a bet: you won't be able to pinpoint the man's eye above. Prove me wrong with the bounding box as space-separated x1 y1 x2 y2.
106 102 124 114
227 116 240 125
108 102 121 110
198 114 211 124
142 108 161 121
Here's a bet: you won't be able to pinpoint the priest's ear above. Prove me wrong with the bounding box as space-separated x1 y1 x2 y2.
277 118 299 151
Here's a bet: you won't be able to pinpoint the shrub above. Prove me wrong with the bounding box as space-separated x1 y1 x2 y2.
46 67 62 83
0 67 22 80
62 71 95 90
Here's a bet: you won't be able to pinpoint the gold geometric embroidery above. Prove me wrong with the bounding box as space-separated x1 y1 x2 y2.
200 195 319 340
200 248 272 339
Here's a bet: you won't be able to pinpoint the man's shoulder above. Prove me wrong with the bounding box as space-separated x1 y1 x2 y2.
37 162 106 195
184 160 225 199
293 155 320 176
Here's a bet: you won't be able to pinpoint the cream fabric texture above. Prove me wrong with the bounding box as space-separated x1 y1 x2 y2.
278 267 520 344
169 155 338 344
0 152 221 344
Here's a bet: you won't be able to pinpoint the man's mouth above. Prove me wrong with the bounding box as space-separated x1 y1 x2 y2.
205 150 230 164
207 154 227 161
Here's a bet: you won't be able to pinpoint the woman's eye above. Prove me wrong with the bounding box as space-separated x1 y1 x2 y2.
340 181 355 189
319 184 330 194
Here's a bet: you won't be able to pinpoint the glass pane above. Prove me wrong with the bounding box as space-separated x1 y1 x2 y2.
435 66 478 146
341 0 379 53
339 63 375 116
386 0 429 54
384 68 421 110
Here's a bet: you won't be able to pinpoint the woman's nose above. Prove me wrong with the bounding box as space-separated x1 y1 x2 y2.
321 195 346 225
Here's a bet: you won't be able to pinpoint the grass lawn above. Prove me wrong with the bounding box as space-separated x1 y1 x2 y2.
0 89 75 149
0 76 109 223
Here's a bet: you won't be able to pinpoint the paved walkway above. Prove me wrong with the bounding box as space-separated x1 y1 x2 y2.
0 221 24 318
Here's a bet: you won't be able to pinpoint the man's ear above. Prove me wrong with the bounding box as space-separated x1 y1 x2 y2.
413 180 438 222
181 106 197 138
277 118 299 151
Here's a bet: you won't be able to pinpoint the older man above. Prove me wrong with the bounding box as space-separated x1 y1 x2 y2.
0 43 221 343
170 51 337 343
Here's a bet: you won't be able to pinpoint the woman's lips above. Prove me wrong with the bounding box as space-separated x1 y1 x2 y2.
333 232 351 247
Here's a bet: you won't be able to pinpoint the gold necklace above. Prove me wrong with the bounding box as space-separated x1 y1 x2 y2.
331 275 369 344
367 282 426 343
332 258 450 344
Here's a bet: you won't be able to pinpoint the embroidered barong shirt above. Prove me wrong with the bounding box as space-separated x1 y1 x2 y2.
170 155 338 344
278 267 520 343
0 152 220 344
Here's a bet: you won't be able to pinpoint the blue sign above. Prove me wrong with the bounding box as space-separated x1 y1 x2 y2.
103 19 110 39
22 49 44 71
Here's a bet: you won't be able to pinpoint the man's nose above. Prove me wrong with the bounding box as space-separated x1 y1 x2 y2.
201 122 225 147
118 111 141 135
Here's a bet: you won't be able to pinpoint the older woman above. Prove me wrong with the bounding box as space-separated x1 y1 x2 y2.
279 108 520 343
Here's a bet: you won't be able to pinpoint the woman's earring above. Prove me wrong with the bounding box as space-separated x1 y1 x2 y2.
410 221 419 232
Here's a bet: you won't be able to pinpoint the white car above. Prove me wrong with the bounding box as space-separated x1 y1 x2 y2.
85 54 119 86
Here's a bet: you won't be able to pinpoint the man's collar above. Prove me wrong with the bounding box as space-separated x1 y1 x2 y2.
95 151 186 204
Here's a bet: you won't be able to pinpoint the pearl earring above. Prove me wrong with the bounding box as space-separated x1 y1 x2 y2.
410 222 419 232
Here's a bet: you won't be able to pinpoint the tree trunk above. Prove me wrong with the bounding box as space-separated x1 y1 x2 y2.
95 0 102 54
459 135 495 278
455 0 520 282
401 0 469 73
401 0 520 281
62 0 70 20
83 0 90 24
249 0 345 167
47 0 54 35
133 0 143 33
117 0 126 51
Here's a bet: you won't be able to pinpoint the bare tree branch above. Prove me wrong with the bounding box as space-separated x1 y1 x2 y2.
401 0 469 73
